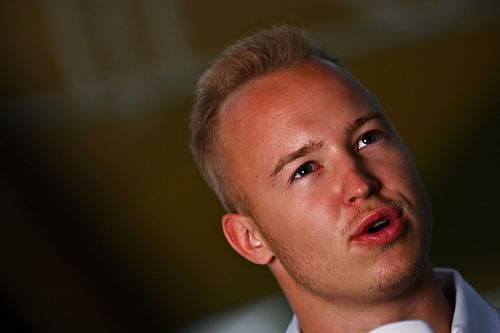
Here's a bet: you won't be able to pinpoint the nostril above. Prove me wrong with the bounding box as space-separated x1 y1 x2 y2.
343 168 379 204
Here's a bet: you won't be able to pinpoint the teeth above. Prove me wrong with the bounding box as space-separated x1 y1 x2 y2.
372 220 388 228
367 219 389 233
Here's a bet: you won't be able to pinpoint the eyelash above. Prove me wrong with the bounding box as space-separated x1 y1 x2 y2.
355 130 384 151
289 130 385 183
291 161 320 182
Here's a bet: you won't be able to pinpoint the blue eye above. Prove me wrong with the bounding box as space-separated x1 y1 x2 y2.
292 161 318 181
356 131 381 150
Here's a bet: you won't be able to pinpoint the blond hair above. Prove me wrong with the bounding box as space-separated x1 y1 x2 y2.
190 25 340 212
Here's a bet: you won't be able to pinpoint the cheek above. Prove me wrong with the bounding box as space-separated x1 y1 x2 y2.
374 149 421 190
281 199 344 251
376 151 432 223
256 191 337 245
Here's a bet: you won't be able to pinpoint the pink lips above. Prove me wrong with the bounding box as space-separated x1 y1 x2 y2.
351 205 406 246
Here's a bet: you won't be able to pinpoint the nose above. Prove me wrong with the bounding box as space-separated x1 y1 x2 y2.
341 167 380 205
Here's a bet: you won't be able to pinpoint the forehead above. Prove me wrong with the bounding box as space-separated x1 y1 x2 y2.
220 61 379 141
217 60 381 181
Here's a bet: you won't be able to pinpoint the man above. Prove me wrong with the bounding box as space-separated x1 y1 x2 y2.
190 26 500 333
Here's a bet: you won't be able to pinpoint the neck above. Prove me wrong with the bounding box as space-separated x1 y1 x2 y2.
276 260 452 333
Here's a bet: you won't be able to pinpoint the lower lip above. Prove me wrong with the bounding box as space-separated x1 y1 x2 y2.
352 218 406 246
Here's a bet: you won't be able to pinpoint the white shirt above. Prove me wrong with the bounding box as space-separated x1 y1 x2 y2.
285 268 500 333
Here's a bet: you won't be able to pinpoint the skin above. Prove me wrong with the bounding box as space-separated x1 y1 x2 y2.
218 59 451 333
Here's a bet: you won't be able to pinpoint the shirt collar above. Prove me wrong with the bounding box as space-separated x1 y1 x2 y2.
435 268 500 333
286 268 500 333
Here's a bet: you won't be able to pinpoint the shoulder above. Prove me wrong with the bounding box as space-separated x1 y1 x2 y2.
435 267 500 333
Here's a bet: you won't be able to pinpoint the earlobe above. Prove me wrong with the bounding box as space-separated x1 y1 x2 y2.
222 213 274 265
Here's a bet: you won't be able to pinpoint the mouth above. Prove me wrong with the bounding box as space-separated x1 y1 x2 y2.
365 219 391 233
351 205 406 246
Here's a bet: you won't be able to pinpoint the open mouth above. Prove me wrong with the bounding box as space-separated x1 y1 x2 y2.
365 219 391 234
351 205 406 245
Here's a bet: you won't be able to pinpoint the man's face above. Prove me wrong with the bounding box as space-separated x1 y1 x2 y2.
219 60 432 303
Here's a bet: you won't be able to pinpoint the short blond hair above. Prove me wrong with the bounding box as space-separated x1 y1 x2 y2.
190 25 340 212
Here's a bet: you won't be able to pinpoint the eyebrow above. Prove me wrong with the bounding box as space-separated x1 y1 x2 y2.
344 112 385 137
268 112 386 180
269 140 324 179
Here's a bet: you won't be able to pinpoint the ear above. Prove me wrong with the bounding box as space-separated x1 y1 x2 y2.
222 213 274 265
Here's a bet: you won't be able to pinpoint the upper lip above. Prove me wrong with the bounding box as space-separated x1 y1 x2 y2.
350 205 402 239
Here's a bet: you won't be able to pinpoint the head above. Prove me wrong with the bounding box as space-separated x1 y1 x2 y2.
190 25 340 213
190 26 433 305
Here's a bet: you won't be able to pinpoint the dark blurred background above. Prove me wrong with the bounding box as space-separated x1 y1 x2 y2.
1 1 499 332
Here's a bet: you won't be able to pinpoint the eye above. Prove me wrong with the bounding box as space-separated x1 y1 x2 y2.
291 161 319 181
355 131 382 151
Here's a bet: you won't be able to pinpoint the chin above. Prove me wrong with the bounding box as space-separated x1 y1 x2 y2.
366 215 431 295
367 249 429 301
